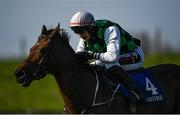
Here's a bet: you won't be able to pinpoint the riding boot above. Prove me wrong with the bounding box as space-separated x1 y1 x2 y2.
108 65 144 103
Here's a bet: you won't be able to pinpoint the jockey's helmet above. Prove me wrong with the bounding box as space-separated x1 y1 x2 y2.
70 11 96 27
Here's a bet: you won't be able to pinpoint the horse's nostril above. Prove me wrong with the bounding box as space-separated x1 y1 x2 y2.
15 70 25 78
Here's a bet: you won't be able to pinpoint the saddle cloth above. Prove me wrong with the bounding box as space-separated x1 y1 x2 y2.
117 70 165 103
94 66 165 104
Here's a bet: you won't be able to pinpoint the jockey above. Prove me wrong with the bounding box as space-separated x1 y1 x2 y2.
70 10 144 102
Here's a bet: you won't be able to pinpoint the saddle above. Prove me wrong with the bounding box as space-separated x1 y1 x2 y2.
93 66 165 104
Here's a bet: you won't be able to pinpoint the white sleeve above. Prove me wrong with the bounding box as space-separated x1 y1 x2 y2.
76 38 86 53
94 26 120 63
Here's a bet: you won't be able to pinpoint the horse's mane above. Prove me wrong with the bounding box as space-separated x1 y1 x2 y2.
45 28 70 44
58 29 70 44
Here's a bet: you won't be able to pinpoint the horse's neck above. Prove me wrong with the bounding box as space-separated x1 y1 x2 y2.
54 66 97 113
53 42 97 113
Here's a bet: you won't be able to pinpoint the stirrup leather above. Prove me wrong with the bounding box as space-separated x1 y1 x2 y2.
130 90 140 100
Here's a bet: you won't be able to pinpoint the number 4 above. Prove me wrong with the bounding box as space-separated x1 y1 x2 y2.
146 77 158 95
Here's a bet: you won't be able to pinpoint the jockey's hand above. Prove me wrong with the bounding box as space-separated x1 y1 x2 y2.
87 51 94 59
76 51 94 62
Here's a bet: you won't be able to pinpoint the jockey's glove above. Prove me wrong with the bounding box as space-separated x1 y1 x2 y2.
76 51 94 62
87 51 103 60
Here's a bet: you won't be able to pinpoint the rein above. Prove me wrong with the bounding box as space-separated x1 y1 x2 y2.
81 70 120 114
27 34 56 79
58 63 87 74
35 31 121 113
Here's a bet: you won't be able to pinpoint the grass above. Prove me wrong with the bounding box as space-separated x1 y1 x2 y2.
0 53 179 113
144 53 180 67
0 60 64 113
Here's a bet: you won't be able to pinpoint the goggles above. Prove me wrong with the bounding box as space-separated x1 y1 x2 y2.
71 27 88 34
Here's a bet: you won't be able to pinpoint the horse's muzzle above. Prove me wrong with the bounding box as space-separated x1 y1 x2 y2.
14 69 31 87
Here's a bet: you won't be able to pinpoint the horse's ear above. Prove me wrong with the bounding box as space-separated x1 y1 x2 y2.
48 23 60 39
41 25 47 34
56 22 60 29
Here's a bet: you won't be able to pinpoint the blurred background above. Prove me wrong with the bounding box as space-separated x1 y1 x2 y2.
0 0 180 113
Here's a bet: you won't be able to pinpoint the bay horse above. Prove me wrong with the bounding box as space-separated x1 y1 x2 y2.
14 23 180 113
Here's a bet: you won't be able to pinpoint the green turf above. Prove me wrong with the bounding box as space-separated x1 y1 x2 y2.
144 53 180 67
0 60 64 113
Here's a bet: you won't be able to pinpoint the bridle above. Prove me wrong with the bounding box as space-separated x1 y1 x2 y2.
23 28 121 113
25 34 57 80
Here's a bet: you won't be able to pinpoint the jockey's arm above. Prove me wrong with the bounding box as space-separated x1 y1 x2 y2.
93 26 120 63
76 38 86 52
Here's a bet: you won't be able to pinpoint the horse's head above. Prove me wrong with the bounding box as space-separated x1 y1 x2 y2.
14 23 68 87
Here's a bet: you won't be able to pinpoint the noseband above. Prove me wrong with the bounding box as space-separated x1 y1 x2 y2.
37 34 57 76
25 34 56 79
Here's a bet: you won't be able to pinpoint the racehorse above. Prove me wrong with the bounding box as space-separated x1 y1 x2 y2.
14 23 180 113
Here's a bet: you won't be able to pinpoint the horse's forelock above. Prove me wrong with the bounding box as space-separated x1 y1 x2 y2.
44 28 53 36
